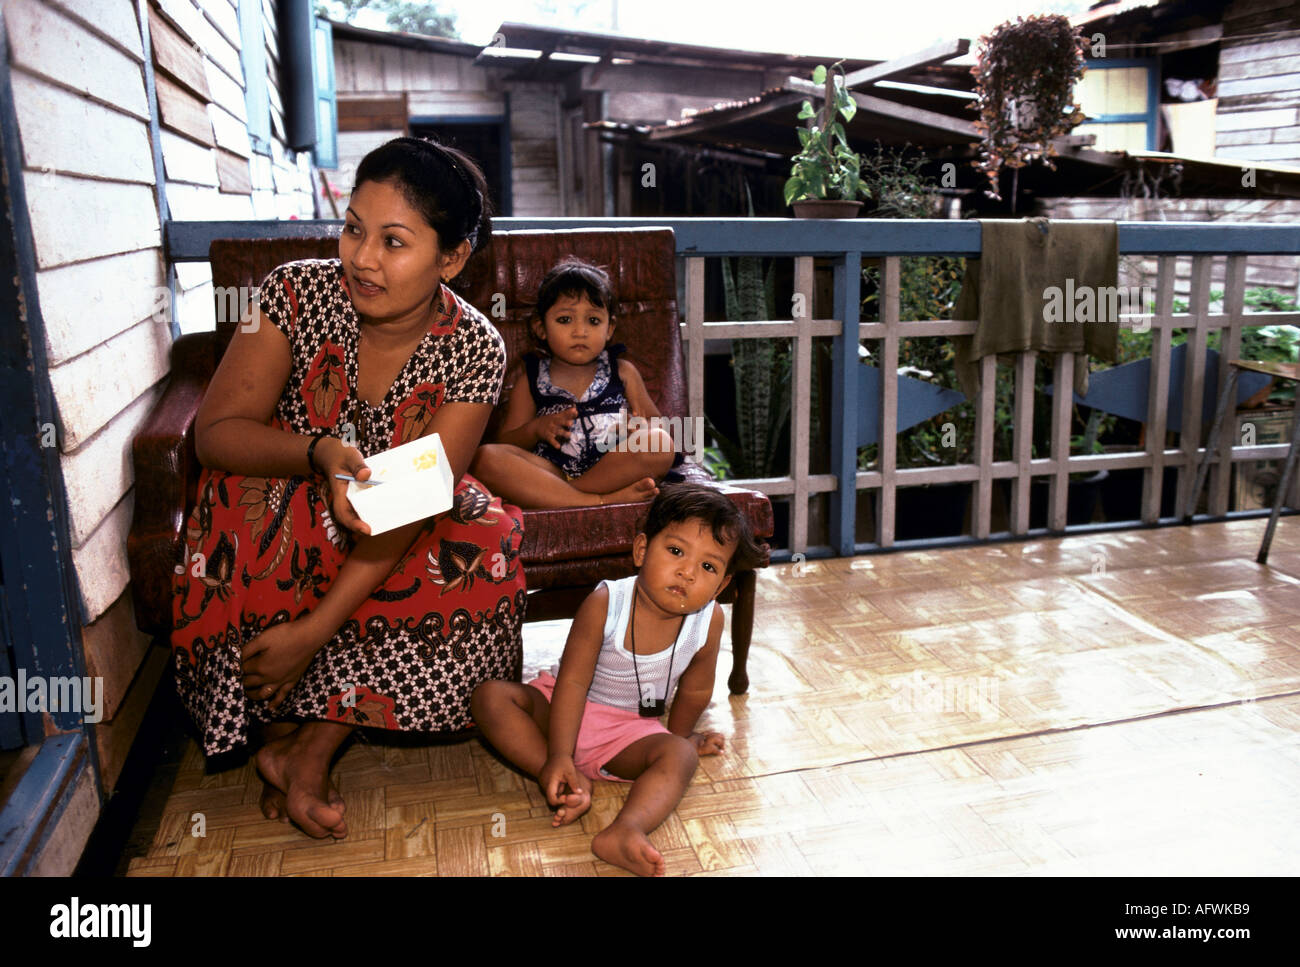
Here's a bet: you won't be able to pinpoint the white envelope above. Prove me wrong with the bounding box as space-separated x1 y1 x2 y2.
345 433 454 536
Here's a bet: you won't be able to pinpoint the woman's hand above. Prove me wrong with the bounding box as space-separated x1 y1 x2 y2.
529 407 577 449
241 617 329 710
316 436 374 537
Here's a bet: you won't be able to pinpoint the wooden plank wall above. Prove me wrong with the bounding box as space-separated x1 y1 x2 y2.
1217 0 1300 167
332 37 564 217
1037 197 1300 302
508 83 562 216
331 40 502 212
5 0 314 798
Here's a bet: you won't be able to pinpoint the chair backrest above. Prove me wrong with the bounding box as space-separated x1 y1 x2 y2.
208 228 686 428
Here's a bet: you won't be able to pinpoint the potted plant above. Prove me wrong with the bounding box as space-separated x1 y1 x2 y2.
785 63 871 217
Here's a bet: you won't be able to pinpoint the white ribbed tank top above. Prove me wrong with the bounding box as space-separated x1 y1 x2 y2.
555 575 716 712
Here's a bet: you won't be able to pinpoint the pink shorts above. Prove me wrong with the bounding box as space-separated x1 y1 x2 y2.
527 672 670 782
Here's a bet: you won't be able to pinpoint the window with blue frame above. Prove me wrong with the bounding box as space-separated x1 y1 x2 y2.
1075 58 1159 153
312 18 338 170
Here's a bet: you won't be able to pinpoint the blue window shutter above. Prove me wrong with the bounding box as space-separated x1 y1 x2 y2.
312 18 338 169
239 0 271 154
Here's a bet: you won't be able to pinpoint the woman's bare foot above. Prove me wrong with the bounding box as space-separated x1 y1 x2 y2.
260 778 343 824
551 787 592 828
603 477 659 506
260 783 288 823
592 822 665 877
255 734 348 839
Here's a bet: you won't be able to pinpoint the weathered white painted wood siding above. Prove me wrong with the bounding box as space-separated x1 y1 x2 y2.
1037 196 1300 300
508 83 562 217
6 0 316 644
1216 0 1300 166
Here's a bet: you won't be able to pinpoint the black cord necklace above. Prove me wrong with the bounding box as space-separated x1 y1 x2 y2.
629 588 684 718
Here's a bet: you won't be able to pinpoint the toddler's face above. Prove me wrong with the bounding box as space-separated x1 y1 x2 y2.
632 519 735 617
534 293 613 366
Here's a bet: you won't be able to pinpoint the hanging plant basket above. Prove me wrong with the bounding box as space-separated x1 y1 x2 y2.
971 15 1088 203
792 199 863 219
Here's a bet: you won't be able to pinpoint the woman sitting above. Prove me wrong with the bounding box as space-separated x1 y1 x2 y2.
172 137 525 839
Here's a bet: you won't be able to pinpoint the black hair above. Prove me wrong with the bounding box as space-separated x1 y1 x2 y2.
530 258 616 353
641 482 766 576
351 136 493 258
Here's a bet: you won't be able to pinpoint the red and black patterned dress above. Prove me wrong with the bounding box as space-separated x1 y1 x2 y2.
172 259 526 757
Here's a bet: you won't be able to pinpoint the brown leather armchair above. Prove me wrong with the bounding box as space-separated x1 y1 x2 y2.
128 228 772 694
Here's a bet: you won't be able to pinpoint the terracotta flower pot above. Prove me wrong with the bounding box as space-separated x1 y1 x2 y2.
791 199 863 219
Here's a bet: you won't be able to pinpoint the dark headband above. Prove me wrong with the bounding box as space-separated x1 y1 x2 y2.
392 137 484 248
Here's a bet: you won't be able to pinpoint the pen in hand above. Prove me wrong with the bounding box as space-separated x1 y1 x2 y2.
334 473 385 485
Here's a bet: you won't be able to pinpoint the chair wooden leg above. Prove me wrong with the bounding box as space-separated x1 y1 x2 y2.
727 568 756 695
1257 402 1300 565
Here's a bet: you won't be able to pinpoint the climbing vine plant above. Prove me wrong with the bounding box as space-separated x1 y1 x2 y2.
971 14 1088 202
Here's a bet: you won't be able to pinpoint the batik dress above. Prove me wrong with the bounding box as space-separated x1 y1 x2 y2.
172 258 526 757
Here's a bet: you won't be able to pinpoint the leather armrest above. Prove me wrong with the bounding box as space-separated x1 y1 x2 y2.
127 332 215 635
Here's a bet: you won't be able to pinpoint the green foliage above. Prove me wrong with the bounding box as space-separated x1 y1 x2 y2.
316 0 458 38
857 147 971 467
785 63 871 205
700 439 733 480
384 1 457 36
718 254 791 479
972 15 1088 200
1120 287 1300 404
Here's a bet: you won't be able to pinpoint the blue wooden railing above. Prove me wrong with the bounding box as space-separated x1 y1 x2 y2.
167 218 1300 559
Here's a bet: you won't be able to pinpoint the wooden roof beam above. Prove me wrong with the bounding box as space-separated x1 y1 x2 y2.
785 76 979 139
840 38 971 90
647 92 806 140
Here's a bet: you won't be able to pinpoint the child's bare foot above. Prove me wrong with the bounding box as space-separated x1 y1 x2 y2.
690 731 726 756
551 786 592 827
592 822 665 877
255 735 347 839
603 477 659 506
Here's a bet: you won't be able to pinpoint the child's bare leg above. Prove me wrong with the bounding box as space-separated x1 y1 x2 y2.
470 445 653 509
568 428 675 497
471 681 590 825
591 733 698 877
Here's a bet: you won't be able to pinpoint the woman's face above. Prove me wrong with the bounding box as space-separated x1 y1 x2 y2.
339 178 470 325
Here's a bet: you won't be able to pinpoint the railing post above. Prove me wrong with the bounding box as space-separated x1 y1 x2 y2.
972 355 996 538
1176 256 1212 516
878 257 900 548
1143 257 1175 523
830 251 861 555
791 257 814 554
684 257 706 467
1211 256 1247 515
1048 351 1073 531
1010 351 1037 535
